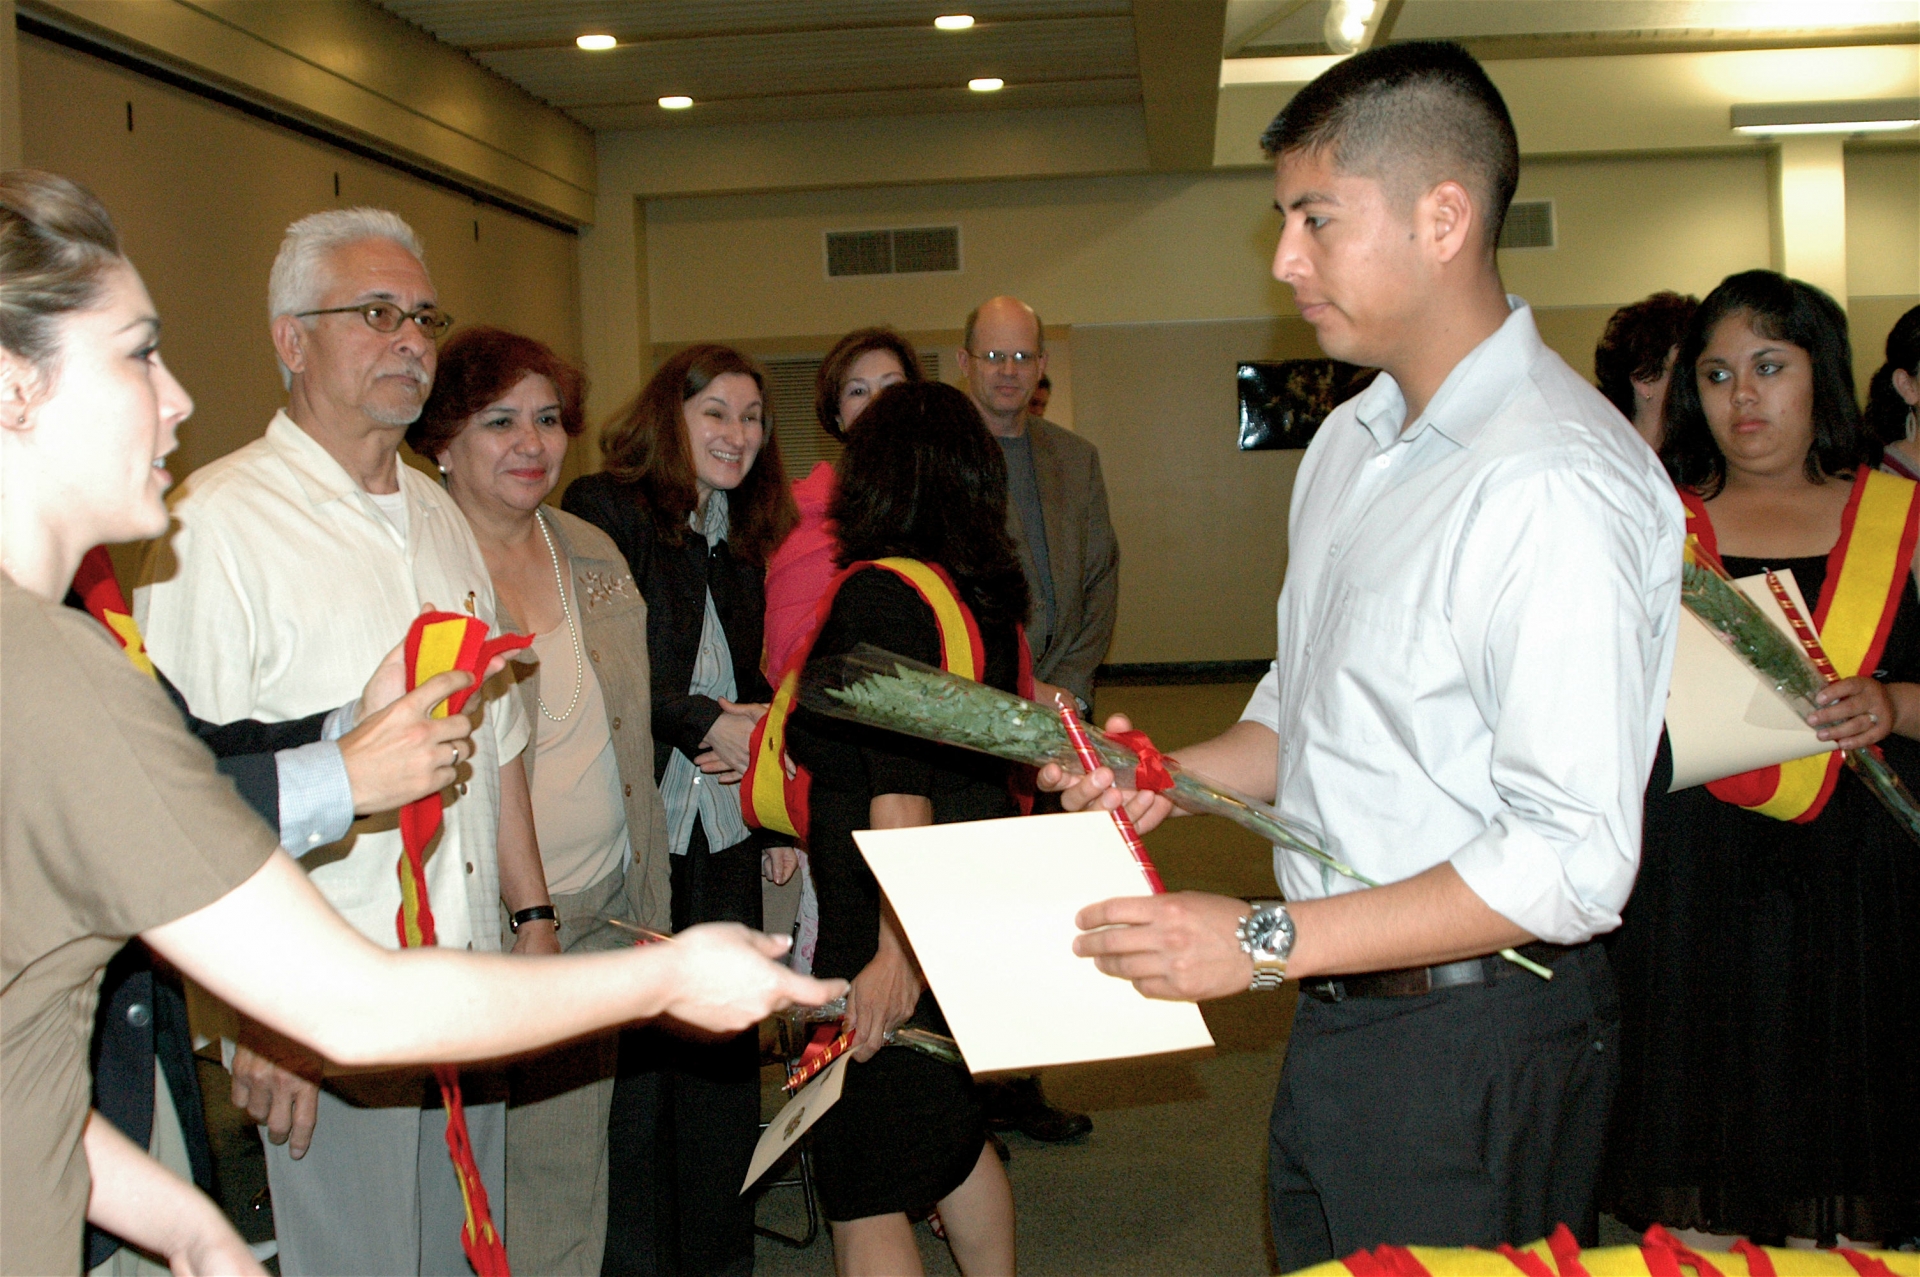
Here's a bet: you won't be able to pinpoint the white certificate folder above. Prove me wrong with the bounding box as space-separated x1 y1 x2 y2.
854 811 1216 1075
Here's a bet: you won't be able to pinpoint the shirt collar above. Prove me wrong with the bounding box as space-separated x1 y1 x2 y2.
266 410 415 511
1350 296 1542 452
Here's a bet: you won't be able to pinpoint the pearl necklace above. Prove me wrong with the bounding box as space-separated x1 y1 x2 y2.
534 514 584 722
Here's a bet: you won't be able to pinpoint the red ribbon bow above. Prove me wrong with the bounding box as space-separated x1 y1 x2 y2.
1107 728 1174 792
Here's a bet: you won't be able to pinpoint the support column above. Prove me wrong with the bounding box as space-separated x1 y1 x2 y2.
1771 136 1849 309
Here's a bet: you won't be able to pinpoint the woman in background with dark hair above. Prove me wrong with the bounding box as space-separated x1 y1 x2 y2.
1866 304 1920 480
1602 270 1920 1247
785 380 1021 1275
564 344 799 1277
763 326 924 675
1594 290 1698 450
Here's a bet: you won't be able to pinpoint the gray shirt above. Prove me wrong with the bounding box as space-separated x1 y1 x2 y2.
999 431 1055 655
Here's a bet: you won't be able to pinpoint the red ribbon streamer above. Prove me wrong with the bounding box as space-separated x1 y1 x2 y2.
396 611 531 1277
1059 706 1165 894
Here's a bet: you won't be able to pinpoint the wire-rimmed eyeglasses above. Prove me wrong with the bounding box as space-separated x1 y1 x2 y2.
966 349 1041 367
295 302 455 340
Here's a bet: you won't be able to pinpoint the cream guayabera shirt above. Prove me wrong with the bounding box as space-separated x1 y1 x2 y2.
135 411 529 954
1241 300 1684 946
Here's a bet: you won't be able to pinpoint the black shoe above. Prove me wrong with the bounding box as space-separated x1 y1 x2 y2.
983 1075 1092 1142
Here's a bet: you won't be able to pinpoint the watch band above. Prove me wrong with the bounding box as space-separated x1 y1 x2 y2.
510 904 559 933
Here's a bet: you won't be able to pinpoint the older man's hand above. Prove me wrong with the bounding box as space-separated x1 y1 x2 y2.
1074 892 1254 1001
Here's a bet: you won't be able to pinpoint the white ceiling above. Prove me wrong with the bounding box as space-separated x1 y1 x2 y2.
374 1 1142 130
371 1 1919 133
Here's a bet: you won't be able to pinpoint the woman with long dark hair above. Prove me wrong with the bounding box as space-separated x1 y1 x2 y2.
1602 270 1920 1246
563 344 800 1276
784 381 1022 1275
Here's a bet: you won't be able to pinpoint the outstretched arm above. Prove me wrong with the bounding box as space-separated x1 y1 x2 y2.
143 852 843 1068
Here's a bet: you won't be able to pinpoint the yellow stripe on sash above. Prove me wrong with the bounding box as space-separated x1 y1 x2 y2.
750 670 802 837
413 619 469 718
1752 470 1916 821
871 558 980 681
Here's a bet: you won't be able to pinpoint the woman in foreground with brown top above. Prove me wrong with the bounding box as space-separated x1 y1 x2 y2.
0 168 842 1277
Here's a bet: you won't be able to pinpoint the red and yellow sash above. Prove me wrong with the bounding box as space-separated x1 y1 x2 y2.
73 546 155 678
1680 469 1920 822
743 557 1033 842
397 611 530 1277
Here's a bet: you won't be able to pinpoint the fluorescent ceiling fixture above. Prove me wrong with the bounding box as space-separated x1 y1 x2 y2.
1323 0 1385 55
968 77 1004 92
934 14 975 30
575 33 616 51
1731 98 1920 135
1220 54 1347 87
658 95 694 110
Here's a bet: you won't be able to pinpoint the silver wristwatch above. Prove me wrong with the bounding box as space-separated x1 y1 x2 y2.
1236 900 1295 991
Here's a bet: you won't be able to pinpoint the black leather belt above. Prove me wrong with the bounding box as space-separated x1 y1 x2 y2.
1300 941 1576 1003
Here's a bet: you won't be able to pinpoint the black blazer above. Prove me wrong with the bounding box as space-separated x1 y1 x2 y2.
562 473 774 785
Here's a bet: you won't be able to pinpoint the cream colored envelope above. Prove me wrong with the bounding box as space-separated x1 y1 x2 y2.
1666 569 1835 791
740 1052 849 1194
854 810 1216 1075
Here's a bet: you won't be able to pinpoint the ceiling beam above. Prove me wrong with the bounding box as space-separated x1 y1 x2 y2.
1234 24 1920 62
1223 0 1313 58
1132 0 1227 171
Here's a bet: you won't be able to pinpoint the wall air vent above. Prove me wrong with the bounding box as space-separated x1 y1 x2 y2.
1498 200 1555 250
825 226 961 277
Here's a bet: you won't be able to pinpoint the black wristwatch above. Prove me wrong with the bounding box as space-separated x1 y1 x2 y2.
510 904 560 934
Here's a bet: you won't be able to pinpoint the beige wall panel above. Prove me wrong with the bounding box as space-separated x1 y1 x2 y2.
25 0 594 222
2 0 22 168
1499 153 1774 309
647 171 1295 345
597 104 1150 203
1852 295 1920 402
19 34 586 530
1847 147 1920 301
1071 318 1323 665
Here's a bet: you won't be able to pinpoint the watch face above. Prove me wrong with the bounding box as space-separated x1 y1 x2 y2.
1250 907 1293 957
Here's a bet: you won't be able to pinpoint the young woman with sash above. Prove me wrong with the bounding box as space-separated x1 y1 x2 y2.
773 381 1021 1275
1602 271 1920 1247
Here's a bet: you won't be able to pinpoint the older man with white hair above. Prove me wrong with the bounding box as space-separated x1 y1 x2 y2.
135 208 552 1276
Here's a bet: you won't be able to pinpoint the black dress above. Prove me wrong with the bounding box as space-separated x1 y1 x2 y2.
1602 551 1920 1244
785 567 1017 1221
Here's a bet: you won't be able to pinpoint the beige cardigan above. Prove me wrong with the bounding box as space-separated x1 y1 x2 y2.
500 506 672 948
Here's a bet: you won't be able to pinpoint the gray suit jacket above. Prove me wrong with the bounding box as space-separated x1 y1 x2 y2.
1006 416 1120 703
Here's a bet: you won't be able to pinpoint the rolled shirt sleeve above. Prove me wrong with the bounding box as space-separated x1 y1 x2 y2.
1444 465 1680 943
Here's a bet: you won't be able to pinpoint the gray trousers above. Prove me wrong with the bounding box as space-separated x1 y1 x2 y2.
503 862 638 1275
263 1072 506 1277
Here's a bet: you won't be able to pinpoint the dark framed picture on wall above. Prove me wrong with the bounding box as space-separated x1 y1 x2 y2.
1237 359 1378 450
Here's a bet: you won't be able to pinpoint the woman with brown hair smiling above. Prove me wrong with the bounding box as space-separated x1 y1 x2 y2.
564 344 800 1276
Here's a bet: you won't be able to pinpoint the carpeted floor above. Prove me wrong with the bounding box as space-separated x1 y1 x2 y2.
752 681 1295 1275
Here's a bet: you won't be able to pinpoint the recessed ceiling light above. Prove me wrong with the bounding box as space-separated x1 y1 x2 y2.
968 77 1004 92
1731 98 1920 136
575 33 616 51
935 14 975 30
659 95 694 110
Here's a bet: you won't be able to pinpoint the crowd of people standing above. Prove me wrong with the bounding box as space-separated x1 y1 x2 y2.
4 32 1920 1277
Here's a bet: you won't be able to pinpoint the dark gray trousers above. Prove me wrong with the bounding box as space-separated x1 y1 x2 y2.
1268 942 1619 1272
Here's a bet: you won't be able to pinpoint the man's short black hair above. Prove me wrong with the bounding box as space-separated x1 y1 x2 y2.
1260 41 1519 249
